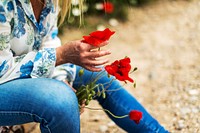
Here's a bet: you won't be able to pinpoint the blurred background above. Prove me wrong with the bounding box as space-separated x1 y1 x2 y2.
5 0 199 133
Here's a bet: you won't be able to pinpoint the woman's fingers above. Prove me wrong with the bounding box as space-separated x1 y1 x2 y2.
79 49 110 72
80 100 86 115
83 58 109 72
84 65 103 72
88 51 111 58
81 41 109 51
86 50 111 58
86 58 109 66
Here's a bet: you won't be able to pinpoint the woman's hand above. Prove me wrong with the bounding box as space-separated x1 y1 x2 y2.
56 40 111 72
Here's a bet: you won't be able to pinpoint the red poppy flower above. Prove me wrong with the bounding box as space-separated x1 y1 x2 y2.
105 57 134 83
82 28 115 46
129 110 143 124
103 2 114 14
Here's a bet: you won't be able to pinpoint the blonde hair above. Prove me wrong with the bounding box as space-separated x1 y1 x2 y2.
56 0 83 26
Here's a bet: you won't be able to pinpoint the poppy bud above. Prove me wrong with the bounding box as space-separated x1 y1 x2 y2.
102 92 106 99
89 96 93 100
133 67 138 72
87 94 92 99
97 91 101 97
78 69 84 77
91 90 96 96
85 100 90 105
133 82 136 88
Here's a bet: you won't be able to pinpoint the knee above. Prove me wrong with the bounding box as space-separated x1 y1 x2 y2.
31 79 79 122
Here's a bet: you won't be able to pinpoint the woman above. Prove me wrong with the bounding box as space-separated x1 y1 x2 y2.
0 0 169 132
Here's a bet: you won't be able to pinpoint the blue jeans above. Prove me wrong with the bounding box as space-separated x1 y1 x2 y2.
0 65 169 133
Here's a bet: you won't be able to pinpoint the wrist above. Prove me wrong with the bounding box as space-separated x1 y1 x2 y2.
56 46 64 66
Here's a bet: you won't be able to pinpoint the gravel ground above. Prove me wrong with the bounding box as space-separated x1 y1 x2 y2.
23 0 200 132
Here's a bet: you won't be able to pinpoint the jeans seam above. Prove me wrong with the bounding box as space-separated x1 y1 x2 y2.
0 111 51 133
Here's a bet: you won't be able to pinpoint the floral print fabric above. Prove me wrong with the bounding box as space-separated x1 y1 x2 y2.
0 0 76 84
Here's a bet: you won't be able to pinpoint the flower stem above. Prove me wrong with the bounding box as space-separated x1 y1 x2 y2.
84 106 129 119
87 71 94 84
91 70 106 83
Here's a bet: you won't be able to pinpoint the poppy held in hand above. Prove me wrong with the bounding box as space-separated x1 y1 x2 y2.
82 28 115 46
105 57 134 83
129 110 143 124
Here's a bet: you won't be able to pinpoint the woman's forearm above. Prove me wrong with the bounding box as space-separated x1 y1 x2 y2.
56 46 64 66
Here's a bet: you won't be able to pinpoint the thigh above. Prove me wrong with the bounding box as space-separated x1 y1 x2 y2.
0 78 78 126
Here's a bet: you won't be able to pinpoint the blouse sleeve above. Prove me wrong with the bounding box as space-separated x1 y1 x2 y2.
40 4 76 84
0 2 56 84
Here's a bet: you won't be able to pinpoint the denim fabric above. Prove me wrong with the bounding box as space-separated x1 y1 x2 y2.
0 78 80 133
73 66 169 133
0 65 169 133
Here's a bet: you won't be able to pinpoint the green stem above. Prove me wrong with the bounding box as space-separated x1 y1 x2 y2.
91 70 106 83
77 95 85 103
76 86 86 96
104 81 127 92
101 78 115 86
84 106 129 119
102 79 126 92
103 78 115 90
89 84 99 91
87 71 94 84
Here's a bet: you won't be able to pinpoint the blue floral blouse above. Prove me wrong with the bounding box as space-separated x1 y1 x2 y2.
0 0 76 84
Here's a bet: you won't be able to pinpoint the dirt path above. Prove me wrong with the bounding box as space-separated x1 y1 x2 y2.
25 0 200 133
61 0 199 132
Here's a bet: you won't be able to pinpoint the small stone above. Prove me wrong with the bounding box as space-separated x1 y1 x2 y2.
175 103 180 108
191 107 199 113
172 117 177 122
188 89 199 96
180 107 191 115
176 120 185 130
190 96 198 102
99 125 108 133
107 121 116 127
91 115 101 122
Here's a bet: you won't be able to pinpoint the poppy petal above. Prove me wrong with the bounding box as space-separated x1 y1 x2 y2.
83 28 115 46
